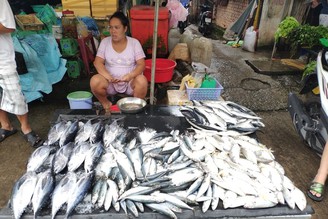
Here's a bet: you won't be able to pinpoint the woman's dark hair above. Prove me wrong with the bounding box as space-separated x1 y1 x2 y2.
109 11 129 28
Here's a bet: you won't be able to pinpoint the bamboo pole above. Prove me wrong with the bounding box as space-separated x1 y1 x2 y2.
149 0 159 105
253 0 262 30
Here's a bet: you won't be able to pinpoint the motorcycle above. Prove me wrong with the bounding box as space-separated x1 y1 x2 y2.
198 2 213 37
288 46 328 156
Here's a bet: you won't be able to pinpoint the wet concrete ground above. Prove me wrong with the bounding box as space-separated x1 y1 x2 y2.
0 29 326 218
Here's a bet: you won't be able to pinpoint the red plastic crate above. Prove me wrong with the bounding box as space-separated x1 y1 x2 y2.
130 5 169 56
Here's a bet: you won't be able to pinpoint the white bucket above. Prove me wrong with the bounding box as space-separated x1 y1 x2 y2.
67 91 93 109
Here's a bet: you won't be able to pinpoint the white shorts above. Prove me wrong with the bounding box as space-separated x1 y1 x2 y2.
0 71 28 115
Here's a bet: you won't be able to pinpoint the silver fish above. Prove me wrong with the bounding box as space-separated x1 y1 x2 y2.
59 120 79 147
47 121 67 146
146 202 177 219
11 171 38 219
51 172 77 219
130 147 144 178
97 178 108 208
27 145 54 172
32 169 55 219
65 171 94 219
126 199 139 217
110 145 136 181
89 120 105 144
84 142 104 173
91 178 104 205
74 119 93 144
53 142 74 174
68 142 90 172
152 192 193 210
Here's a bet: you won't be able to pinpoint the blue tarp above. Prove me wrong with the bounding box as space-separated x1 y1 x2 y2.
13 34 67 103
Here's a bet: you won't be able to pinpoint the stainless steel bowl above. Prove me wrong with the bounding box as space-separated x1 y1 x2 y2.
117 97 147 114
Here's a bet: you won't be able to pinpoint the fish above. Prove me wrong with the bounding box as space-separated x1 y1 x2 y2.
126 199 139 217
186 175 204 196
125 194 166 203
10 171 38 219
106 179 120 212
103 120 125 147
134 201 144 213
97 177 108 208
196 173 211 199
152 192 193 210
291 186 307 211
59 120 79 147
94 151 116 178
84 142 104 173
202 183 212 213
32 169 55 219
74 119 93 144
91 178 105 205
146 202 177 219
89 120 105 144
110 145 136 181
47 121 67 146
53 142 74 174
130 147 144 178
119 186 159 201
27 145 55 172
68 142 91 172
51 172 77 219
65 171 94 219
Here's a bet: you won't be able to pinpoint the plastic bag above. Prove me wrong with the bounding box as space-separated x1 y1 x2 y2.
166 0 188 28
77 17 89 38
242 26 257 52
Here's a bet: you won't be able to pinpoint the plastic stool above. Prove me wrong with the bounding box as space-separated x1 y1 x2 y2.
77 33 97 76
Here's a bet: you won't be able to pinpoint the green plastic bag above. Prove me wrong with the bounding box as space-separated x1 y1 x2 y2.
200 74 216 88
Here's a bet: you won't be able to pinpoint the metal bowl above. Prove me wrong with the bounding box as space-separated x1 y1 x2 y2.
117 97 147 114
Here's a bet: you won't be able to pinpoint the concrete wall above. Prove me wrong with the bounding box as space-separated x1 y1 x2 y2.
257 0 288 47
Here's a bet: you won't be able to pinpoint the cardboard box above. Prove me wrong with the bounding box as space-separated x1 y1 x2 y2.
62 0 91 16
15 14 44 31
91 0 118 18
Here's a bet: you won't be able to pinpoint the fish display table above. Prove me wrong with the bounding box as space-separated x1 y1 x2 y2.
0 204 314 219
0 105 314 219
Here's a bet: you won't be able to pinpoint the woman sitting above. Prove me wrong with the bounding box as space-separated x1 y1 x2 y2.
90 11 148 114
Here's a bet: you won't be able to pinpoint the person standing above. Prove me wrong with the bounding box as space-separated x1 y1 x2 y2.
307 141 328 201
306 0 323 26
320 0 328 26
0 0 44 147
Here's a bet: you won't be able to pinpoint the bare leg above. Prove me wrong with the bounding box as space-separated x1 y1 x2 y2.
0 110 14 131
90 74 112 110
310 142 328 197
132 75 148 99
16 113 32 134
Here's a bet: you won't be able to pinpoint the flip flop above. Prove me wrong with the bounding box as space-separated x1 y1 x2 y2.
0 128 17 142
22 131 44 148
307 182 324 202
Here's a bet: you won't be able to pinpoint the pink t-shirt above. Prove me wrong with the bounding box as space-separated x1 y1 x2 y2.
97 36 145 77
96 36 145 93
